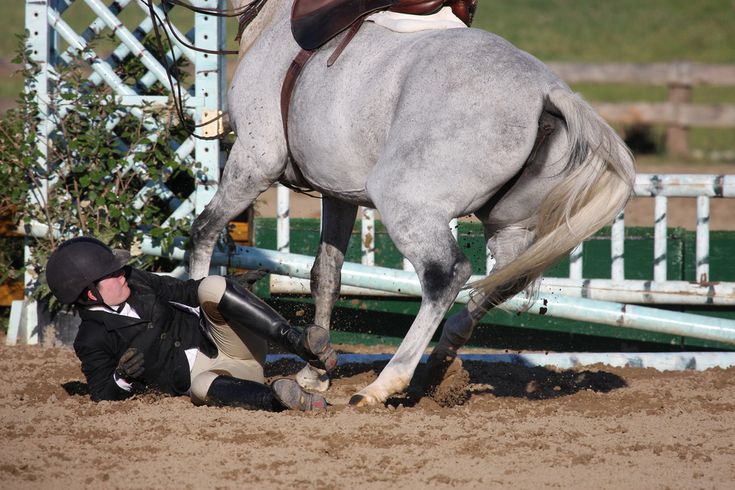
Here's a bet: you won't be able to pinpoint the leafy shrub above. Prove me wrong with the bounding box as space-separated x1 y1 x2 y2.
0 33 200 306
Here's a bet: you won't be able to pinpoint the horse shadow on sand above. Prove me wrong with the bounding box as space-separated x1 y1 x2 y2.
266 355 628 408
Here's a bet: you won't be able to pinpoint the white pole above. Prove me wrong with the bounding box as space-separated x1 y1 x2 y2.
141 241 735 346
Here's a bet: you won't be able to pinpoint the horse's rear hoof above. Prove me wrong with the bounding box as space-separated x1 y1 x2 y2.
423 349 458 397
349 394 370 406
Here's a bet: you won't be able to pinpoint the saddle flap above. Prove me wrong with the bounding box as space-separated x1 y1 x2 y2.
290 0 477 51
291 0 397 50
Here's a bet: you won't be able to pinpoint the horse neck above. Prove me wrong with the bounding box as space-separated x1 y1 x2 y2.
231 0 287 59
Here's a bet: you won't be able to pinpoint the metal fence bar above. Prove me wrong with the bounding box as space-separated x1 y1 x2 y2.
276 184 290 253
537 277 734 305
654 195 668 282
191 1 222 212
82 0 188 106
133 0 198 60
569 243 583 280
193 0 226 276
696 195 711 283
611 211 625 281
22 0 58 345
635 174 735 197
361 207 375 266
47 8 159 123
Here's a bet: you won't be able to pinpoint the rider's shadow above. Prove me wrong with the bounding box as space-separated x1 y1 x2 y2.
61 381 89 396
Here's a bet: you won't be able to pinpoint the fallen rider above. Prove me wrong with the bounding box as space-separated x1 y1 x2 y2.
45 237 337 411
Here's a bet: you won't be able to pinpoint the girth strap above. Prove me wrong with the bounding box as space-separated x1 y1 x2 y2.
280 21 365 160
280 48 315 155
327 20 364 67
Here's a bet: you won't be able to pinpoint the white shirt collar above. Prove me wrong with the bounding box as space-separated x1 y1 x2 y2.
88 302 140 319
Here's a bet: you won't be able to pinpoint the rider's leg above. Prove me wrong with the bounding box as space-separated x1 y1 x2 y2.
198 275 337 372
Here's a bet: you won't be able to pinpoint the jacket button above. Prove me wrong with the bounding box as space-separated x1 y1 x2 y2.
174 341 181 347
148 323 154 329
160 332 166 340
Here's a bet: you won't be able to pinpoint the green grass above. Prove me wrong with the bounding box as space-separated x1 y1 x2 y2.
473 0 735 63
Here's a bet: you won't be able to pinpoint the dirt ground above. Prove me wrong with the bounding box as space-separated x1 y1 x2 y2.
2 332 734 489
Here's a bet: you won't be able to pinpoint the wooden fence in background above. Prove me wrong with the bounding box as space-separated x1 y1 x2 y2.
549 62 735 157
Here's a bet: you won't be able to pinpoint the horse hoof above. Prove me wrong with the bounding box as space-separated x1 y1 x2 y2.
423 348 458 396
349 394 371 406
296 365 330 393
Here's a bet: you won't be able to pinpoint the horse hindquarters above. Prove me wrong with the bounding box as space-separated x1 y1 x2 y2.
452 88 635 335
429 111 570 360
424 90 634 390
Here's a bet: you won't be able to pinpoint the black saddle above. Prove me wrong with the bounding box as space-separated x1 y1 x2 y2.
291 0 478 50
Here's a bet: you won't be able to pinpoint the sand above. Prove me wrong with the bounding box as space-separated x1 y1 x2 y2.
1 333 734 489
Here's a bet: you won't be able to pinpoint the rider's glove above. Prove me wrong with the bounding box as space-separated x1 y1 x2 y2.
115 347 145 382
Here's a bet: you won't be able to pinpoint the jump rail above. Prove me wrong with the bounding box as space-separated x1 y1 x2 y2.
137 238 735 347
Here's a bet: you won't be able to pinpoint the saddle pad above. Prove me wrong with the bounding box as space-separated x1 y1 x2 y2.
366 6 467 32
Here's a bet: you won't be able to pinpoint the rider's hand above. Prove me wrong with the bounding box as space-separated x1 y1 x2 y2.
115 348 145 381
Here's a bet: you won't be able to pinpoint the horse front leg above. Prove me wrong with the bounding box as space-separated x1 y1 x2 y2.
296 197 358 391
189 142 283 279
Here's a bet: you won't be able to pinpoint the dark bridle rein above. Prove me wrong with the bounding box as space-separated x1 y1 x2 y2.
140 0 268 140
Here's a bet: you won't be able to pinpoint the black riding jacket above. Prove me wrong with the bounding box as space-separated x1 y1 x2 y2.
73 268 216 401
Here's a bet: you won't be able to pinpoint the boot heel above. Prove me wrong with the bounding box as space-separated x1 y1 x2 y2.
272 378 328 411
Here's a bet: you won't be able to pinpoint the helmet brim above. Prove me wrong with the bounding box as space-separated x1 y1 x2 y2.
111 249 131 269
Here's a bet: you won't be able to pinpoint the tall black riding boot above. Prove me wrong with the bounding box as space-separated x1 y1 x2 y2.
205 376 327 411
218 280 337 372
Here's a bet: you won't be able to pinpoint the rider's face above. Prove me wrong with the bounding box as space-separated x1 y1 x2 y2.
91 269 131 306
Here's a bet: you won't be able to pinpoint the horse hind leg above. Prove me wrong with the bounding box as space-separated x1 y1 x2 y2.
296 197 358 392
349 203 473 406
189 141 284 279
424 112 568 388
418 224 536 397
435 226 535 354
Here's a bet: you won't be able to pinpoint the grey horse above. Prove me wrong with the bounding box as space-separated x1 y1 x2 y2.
189 0 636 406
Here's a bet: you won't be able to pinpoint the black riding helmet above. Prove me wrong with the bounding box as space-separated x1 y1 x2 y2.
46 237 130 305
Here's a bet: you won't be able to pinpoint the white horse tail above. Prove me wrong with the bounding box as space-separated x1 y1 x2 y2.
469 88 636 307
